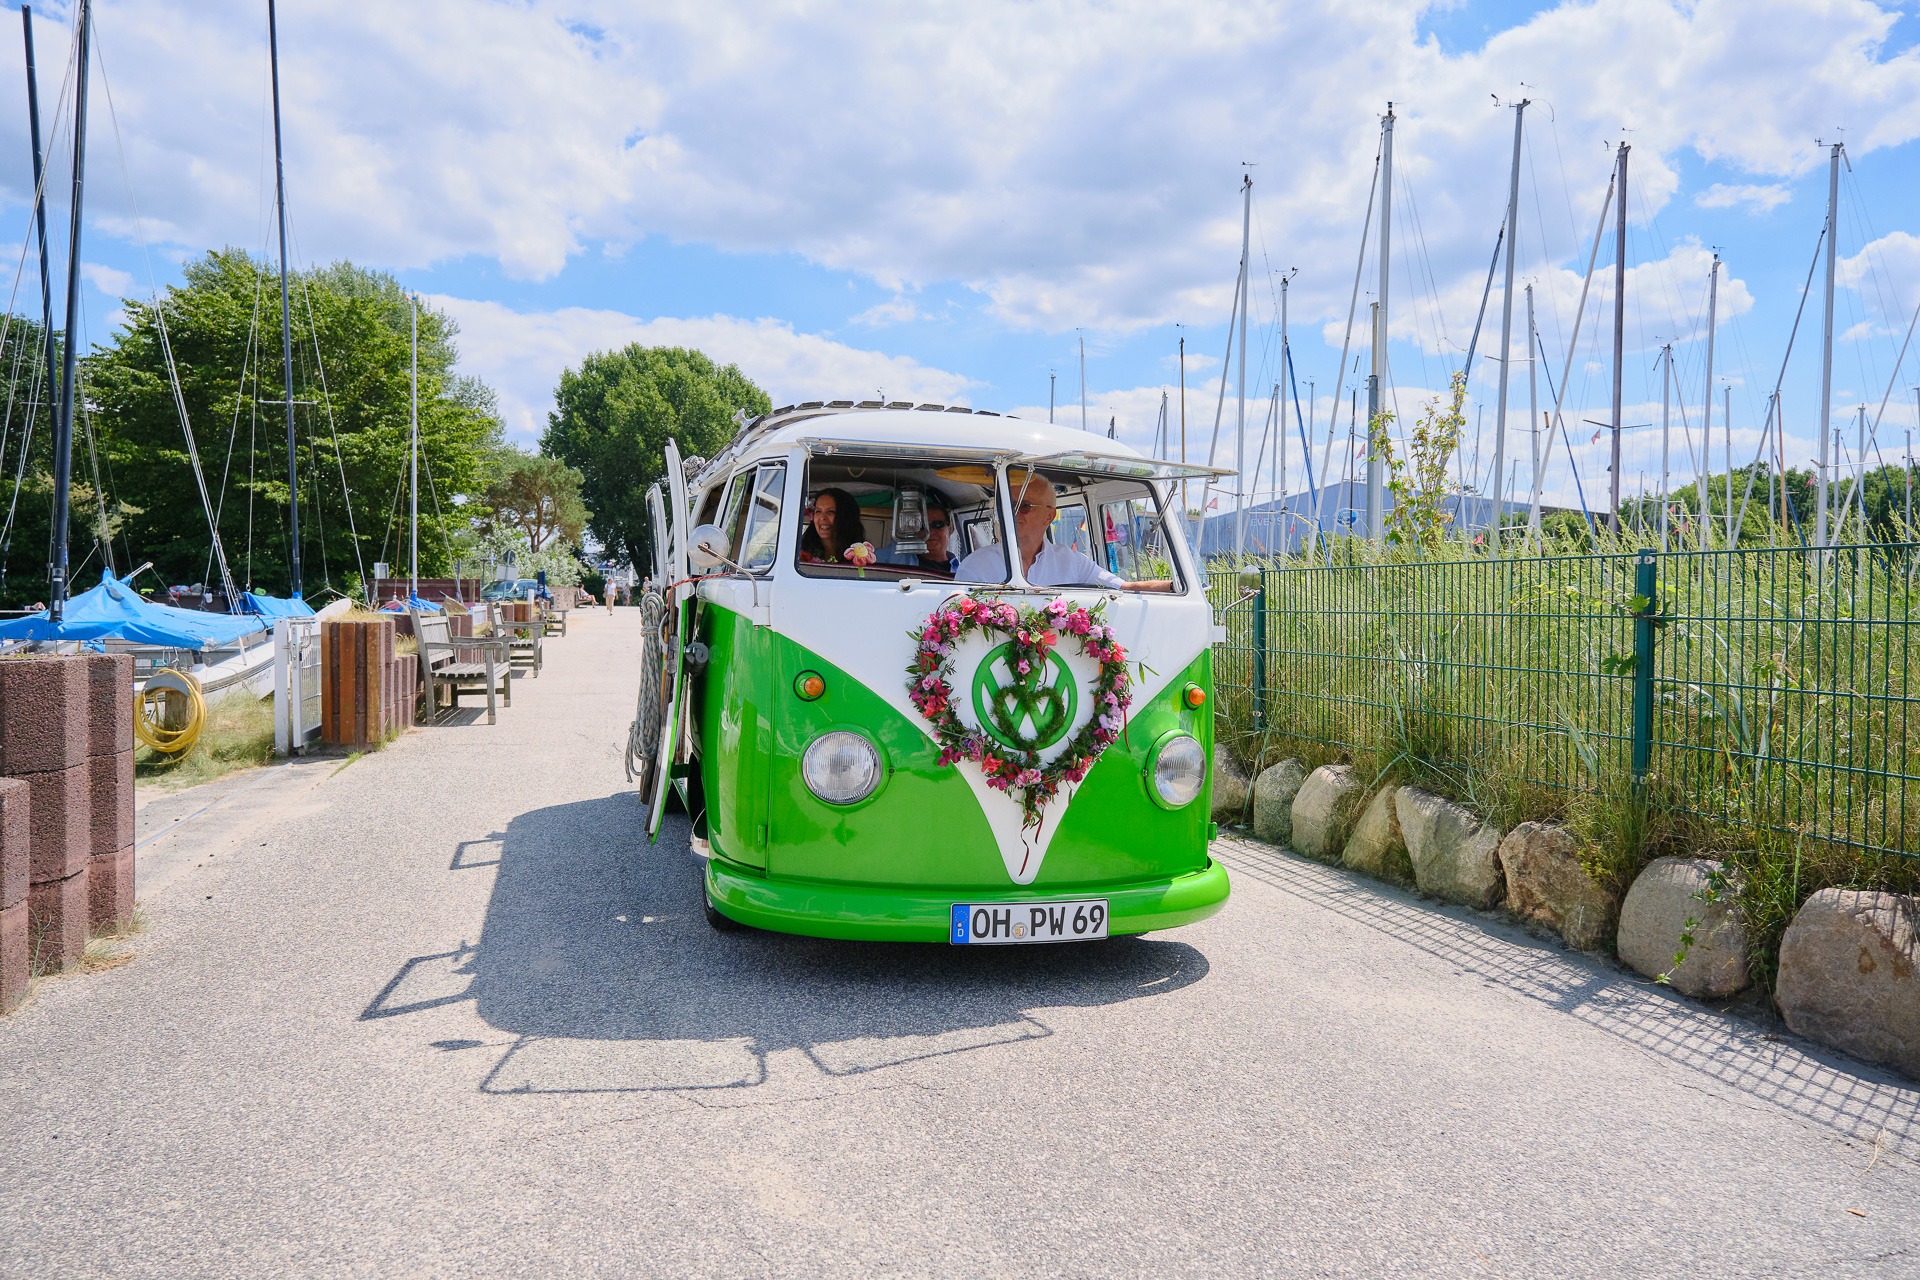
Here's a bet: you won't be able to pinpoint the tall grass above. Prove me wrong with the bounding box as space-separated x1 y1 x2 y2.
1210 526 1920 989
135 692 276 790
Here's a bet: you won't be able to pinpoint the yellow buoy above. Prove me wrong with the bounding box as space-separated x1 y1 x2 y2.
135 668 206 755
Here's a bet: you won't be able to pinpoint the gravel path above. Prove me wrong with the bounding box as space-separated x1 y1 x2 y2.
2 606 1916 1278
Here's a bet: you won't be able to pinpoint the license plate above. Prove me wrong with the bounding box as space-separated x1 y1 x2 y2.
950 899 1108 944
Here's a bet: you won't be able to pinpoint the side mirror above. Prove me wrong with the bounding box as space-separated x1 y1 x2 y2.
687 524 735 571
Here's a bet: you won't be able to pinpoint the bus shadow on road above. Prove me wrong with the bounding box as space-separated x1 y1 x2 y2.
1217 836 1920 1162
364 790 1210 1096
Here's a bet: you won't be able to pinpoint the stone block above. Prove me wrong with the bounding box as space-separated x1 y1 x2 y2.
0 654 87 775
0 777 26 910
27 868 87 973
1290 764 1363 863
1210 745 1250 824
1497 822 1618 953
87 750 134 857
1396 786 1505 909
88 844 134 933
1 899 26 1012
0 901 25 1013
18 762 88 885
1344 784 1414 886
1250 759 1306 845
83 652 134 758
1776 890 1920 1080
1616 856 1748 998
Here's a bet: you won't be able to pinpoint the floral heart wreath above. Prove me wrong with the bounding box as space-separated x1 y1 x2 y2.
907 595 1132 833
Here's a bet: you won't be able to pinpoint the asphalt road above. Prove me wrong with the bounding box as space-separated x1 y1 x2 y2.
2 607 1916 1278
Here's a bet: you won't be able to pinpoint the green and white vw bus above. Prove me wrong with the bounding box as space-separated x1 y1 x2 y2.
628 401 1230 944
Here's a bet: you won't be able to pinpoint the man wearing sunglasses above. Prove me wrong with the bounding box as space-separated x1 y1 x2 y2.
879 492 959 578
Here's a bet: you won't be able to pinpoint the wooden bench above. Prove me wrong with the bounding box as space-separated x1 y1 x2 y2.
543 606 569 638
413 610 512 723
487 601 545 677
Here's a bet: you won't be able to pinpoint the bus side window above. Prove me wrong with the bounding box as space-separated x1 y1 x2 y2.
737 464 786 572
714 472 753 557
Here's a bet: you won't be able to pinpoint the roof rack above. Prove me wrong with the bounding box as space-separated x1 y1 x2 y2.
694 399 1016 489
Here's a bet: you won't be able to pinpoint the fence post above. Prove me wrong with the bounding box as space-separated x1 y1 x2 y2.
272 620 292 757
1630 552 1657 784
1251 574 1268 730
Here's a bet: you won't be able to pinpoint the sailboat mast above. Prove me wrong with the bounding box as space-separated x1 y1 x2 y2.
1607 142 1627 535
410 294 419 601
1234 173 1251 558
1078 332 1087 433
1490 100 1527 548
268 0 301 598
1702 254 1719 544
1658 345 1672 549
1279 272 1290 534
1725 383 1734 535
49 0 90 624
1177 335 1186 524
1368 104 1394 542
1815 143 1842 549
1526 284 1540 544
21 7 59 518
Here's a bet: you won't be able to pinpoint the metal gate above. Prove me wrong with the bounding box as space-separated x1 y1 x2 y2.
273 617 323 755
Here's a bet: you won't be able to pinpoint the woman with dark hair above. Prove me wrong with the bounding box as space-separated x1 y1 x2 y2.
798 487 868 563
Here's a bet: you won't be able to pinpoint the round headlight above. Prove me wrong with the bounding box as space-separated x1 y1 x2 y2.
1150 733 1206 808
802 731 882 805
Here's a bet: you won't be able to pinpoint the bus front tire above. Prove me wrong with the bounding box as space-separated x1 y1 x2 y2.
703 892 742 932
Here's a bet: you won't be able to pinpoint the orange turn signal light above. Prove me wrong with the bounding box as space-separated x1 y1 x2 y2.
1183 683 1207 709
795 671 826 701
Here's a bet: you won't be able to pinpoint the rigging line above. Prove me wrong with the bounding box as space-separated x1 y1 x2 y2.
1727 230 1827 542
0 338 50 560
213 257 271 537
1528 164 1614 526
1313 143 1383 540
1399 166 1451 375
1194 228 1246 523
1458 220 1503 391
0 17 81 379
1285 344 1318 517
1533 328 1598 533
293 272 367 594
92 24 239 604
73 362 112 575
0 306 32 483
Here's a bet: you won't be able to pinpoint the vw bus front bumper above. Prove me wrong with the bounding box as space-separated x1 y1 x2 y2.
704 857 1229 943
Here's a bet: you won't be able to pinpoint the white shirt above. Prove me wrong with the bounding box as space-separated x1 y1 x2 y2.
954 541 1126 589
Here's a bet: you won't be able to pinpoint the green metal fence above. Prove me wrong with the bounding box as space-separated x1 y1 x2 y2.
1210 544 1919 860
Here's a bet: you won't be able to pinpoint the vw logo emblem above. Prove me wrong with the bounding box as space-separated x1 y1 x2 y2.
970 642 1079 752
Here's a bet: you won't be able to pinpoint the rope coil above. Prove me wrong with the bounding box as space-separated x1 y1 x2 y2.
135 668 205 755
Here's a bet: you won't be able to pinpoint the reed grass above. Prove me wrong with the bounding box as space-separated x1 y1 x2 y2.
134 691 277 790
1210 525 1920 990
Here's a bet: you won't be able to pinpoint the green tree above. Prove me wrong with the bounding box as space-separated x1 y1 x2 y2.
541 345 769 572
481 450 588 552
82 249 503 601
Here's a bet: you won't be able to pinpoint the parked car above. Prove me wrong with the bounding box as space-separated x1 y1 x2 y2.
482 578 549 603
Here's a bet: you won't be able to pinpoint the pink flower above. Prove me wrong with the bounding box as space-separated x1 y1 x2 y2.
1016 659 1031 674
845 542 877 567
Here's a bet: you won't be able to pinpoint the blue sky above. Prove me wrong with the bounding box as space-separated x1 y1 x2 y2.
5 0 1919 516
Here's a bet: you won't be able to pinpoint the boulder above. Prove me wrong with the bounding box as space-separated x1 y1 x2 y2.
1290 765 1363 863
1343 784 1413 886
1250 759 1307 846
1395 786 1504 909
1775 889 1920 1080
1210 745 1250 825
1497 822 1618 952
1616 856 1748 998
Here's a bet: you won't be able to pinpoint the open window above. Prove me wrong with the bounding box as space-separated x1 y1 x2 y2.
736 464 786 572
794 452 1010 583
1008 465 1187 593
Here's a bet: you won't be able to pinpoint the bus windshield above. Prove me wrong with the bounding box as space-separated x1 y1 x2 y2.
796 455 1184 593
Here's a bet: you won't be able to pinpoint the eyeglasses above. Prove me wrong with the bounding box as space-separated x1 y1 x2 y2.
1016 502 1055 516
928 518 950 530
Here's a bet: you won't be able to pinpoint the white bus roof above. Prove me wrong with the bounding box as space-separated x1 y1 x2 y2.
696 402 1229 486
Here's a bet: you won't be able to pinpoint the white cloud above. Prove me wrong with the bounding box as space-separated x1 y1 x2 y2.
80 262 135 297
1694 182 1792 213
849 297 921 327
429 295 975 439
5 0 1913 337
